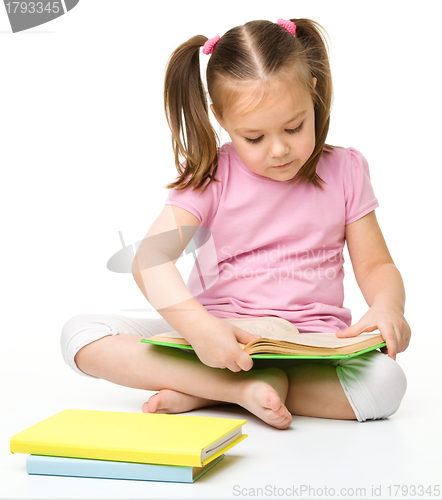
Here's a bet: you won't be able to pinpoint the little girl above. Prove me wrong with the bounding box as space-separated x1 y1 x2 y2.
61 18 410 429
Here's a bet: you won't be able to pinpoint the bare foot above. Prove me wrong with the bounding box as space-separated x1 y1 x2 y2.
236 368 292 430
142 369 293 430
142 389 222 414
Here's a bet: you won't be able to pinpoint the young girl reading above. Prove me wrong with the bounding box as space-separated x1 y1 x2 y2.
61 18 410 429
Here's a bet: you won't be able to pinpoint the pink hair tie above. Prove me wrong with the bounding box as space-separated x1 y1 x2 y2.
203 35 221 55
277 18 297 36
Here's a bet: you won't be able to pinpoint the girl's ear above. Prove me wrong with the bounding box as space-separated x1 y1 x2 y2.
313 77 317 88
210 104 225 129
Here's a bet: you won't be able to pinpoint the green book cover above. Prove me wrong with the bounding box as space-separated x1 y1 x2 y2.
140 338 386 359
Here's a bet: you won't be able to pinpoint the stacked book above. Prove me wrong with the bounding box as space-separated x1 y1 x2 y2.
10 409 247 483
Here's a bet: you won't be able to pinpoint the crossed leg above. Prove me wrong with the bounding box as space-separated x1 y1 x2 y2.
68 315 405 426
75 334 293 429
143 361 356 420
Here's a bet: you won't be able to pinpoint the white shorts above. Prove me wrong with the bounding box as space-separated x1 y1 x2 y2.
60 313 407 423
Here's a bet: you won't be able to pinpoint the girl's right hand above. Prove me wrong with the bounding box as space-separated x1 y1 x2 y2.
184 317 261 372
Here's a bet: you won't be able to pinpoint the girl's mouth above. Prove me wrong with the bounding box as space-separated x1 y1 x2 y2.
272 161 293 170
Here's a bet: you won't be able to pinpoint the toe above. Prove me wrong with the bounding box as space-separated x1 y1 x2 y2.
144 393 162 413
275 412 293 429
257 388 281 412
277 404 291 418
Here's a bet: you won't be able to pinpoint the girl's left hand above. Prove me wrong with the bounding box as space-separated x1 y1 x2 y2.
335 304 412 360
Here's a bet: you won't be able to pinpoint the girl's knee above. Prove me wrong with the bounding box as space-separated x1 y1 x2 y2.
74 335 113 378
60 314 121 378
335 350 407 422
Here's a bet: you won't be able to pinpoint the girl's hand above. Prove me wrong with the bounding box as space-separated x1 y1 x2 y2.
335 304 411 361
185 317 261 372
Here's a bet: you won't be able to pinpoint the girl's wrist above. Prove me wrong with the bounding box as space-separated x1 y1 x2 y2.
170 307 221 343
371 297 405 315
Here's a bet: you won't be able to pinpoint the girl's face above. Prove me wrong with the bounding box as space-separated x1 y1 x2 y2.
212 79 317 182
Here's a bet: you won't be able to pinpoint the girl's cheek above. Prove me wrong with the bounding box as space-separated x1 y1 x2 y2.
251 151 263 165
300 133 315 155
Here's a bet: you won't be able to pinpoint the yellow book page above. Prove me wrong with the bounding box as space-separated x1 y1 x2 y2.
222 317 297 336
151 317 297 344
257 332 383 348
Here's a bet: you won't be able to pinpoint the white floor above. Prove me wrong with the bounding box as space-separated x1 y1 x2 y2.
1 312 441 500
2 2 441 498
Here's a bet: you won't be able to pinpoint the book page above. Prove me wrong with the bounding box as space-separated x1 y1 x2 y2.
222 317 298 337
152 331 186 339
263 332 382 348
151 317 297 340
151 316 299 348
149 321 383 350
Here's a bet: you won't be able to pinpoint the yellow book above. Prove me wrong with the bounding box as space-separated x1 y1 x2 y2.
10 410 247 467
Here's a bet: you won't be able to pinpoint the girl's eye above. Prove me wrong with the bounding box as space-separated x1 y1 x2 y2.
245 135 263 144
244 122 304 144
286 122 304 134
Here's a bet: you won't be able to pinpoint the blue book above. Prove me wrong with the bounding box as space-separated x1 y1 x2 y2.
26 454 225 483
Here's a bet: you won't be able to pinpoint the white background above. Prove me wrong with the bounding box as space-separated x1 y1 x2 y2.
1 1 441 498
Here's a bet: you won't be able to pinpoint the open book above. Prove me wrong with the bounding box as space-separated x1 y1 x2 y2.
141 316 386 359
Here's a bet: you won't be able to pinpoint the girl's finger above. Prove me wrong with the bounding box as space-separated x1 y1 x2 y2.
402 324 412 352
237 351 254 372
380 325 398 360
227 362 241 372
336 321 363 338
393 323 404 353
336 321 377 338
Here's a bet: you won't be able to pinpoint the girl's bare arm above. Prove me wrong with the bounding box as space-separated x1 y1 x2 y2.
132 204 259 371
336 210 411 359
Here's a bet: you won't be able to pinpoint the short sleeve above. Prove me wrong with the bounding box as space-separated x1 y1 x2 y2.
164 172 222 228
344 148 379 225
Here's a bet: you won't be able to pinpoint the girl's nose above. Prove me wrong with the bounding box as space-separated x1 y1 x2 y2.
269 138 290 158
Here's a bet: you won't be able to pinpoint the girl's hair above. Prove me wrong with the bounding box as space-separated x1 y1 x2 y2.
164 18 334 193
